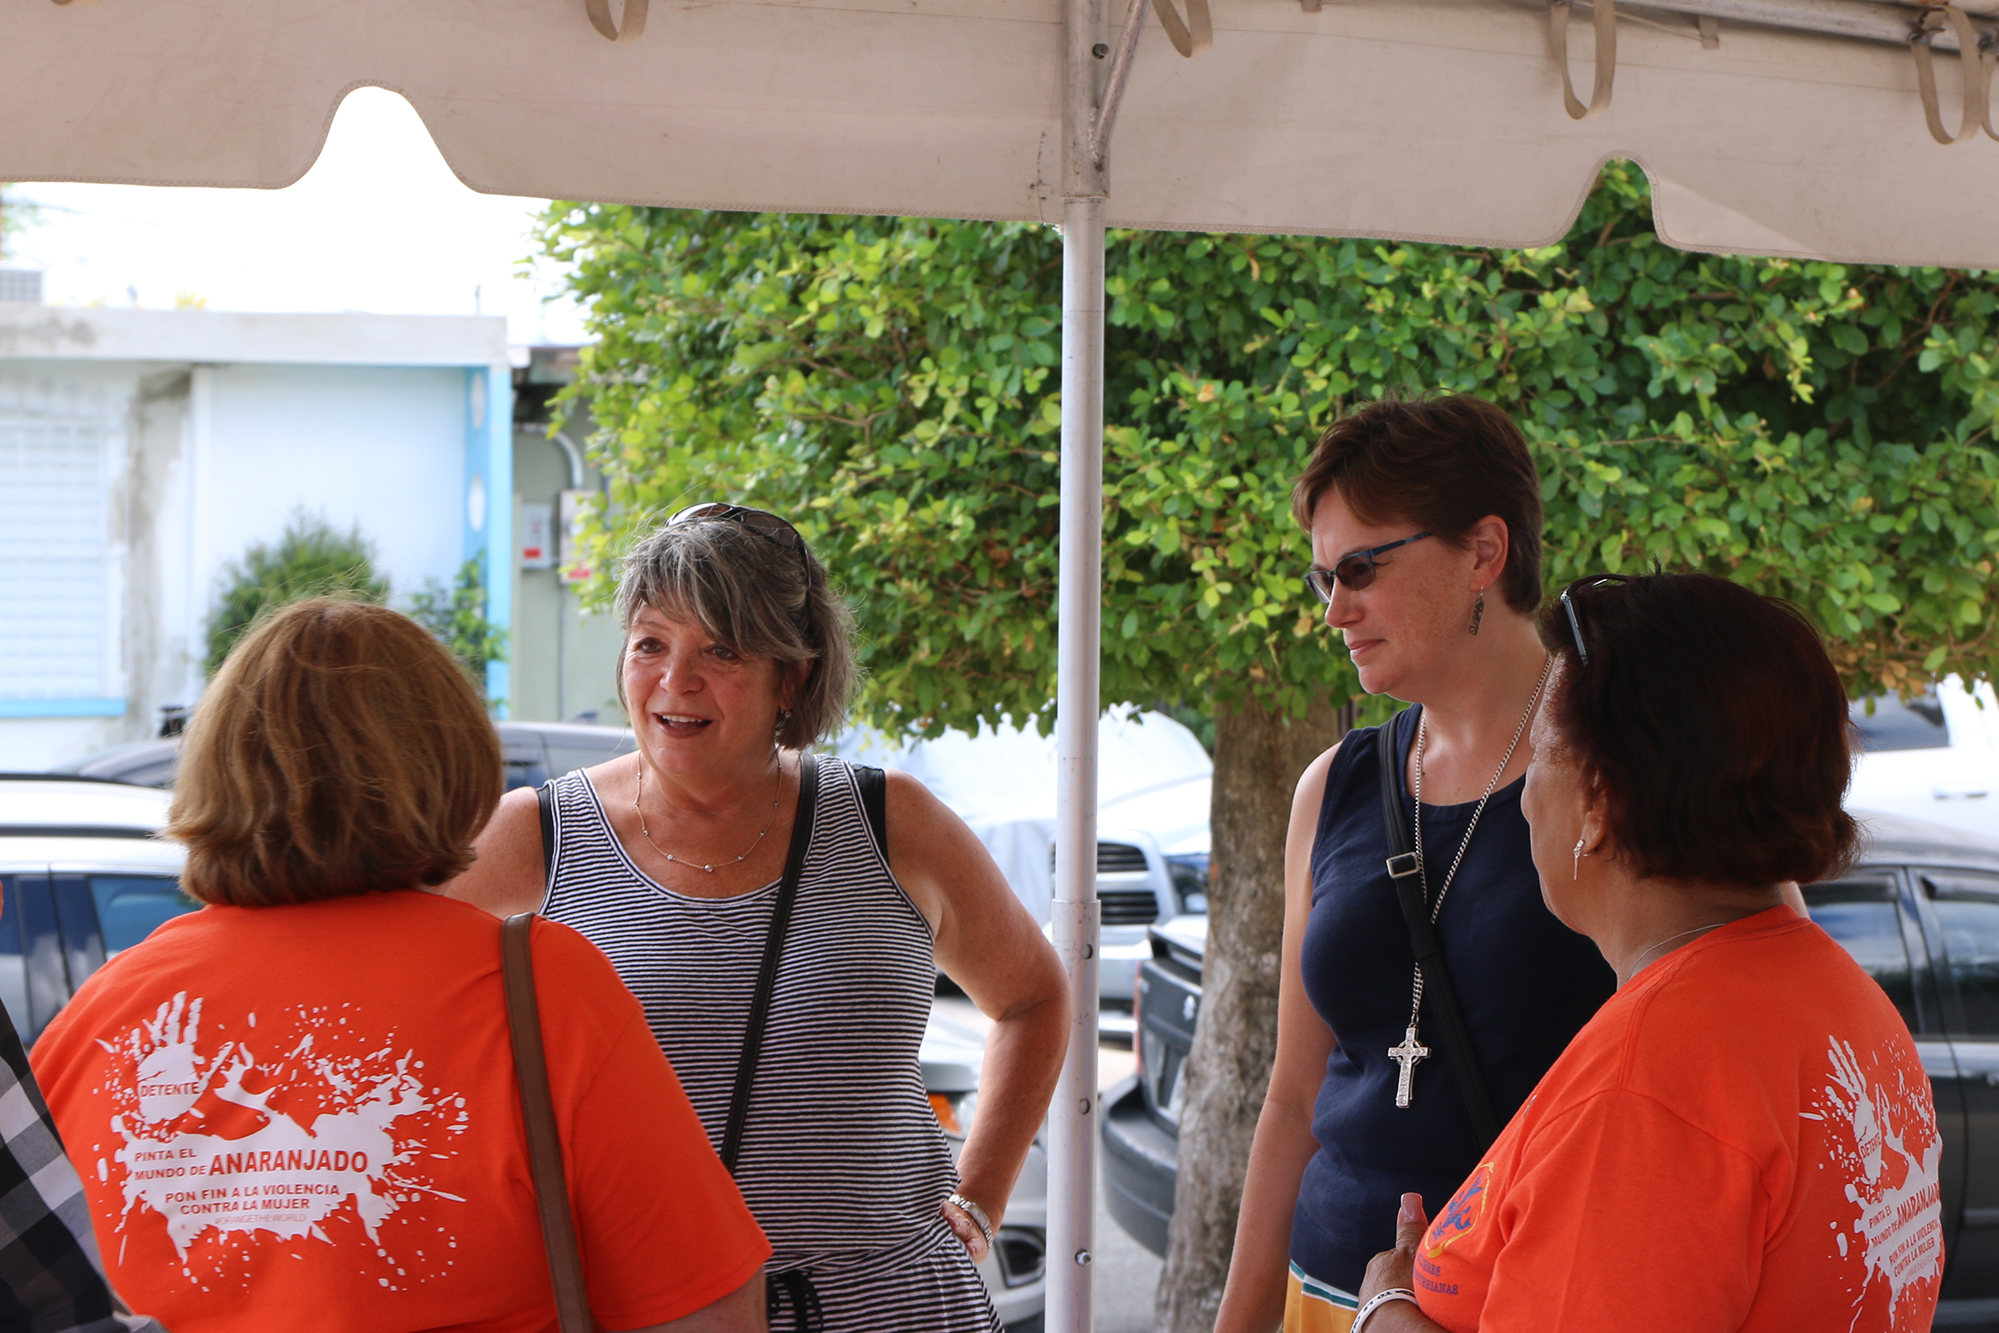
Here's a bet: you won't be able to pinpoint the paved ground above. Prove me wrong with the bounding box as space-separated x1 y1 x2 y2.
1091 1158 1164 1333
935 1000 1164 1331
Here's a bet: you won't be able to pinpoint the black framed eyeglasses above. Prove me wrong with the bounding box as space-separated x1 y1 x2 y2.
1304 531 1433 604
1559 574 1630 666
670 503 811 579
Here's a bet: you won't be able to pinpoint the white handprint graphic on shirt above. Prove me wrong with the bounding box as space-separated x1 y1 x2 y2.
98 993 470 1288
1817 1036 1942 1329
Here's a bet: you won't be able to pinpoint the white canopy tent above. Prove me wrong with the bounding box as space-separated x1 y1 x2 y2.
17 0 1999 260
14 1 1999 1327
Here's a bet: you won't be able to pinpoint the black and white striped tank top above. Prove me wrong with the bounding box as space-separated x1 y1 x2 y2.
540 757 962 1273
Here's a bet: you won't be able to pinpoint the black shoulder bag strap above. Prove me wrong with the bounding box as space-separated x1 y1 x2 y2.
536 782 557 890
851 763 888 861
1378 713 1503 1149
722 752 820 1174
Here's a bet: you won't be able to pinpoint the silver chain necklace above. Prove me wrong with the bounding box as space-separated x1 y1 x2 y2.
633 756 782 874
1627 922 1731 977
1388 657 1553 1110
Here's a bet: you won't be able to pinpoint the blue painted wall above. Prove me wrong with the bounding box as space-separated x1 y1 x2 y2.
462 366 515 716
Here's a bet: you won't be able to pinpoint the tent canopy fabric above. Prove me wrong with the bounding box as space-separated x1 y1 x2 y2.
14 5 1995 1329
12 0 1999 267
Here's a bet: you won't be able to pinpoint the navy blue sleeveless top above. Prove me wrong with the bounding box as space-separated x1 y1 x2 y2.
1289 705 1615 1291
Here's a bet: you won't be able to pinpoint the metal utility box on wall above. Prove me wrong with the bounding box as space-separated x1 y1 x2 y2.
519 501 554 569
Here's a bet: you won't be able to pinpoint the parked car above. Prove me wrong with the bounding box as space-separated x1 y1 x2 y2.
0 774 1045 1328
0 777 184 1043
53 721 638 792
1102 809 1999 1326
835 709 1212 1011
1849 678 1999 843
1057 831 1208 1023
923 1007 1049 1331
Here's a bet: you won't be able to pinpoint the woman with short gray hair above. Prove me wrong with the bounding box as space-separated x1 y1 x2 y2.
452 503 1070 1332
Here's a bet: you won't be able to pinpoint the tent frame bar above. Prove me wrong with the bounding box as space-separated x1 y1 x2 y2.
1613 0 1990 52
1094 0 1153 168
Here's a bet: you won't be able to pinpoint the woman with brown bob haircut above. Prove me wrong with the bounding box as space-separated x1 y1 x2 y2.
1348 573 1942 1333
170 596 505 905
30 598 772 1333
1216 395 1625 1333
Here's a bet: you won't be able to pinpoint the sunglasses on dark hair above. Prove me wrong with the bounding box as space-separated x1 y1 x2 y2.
670 503 811 579
1304 531 1432 604
1559 574 1630 666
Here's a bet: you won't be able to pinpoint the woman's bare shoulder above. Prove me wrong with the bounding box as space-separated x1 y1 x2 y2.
875 766 961 871
444 786 548 918
1292 737 1345 819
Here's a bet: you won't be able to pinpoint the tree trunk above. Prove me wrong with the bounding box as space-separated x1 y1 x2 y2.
1155 692 1345 1333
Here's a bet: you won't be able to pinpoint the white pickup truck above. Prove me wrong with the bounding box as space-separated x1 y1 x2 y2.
834 708 1212 1013
1849 678 1999 842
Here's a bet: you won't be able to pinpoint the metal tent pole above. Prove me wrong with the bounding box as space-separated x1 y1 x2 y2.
1048 191 1105 1333
1048 0 1107 1324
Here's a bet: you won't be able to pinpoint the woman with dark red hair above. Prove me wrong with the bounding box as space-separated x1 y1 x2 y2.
1349 572 1943 1333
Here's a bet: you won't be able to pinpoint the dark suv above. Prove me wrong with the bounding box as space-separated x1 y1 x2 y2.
1103 809 1999 1327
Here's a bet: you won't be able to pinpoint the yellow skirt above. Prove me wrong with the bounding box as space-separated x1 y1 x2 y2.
1283 1262 1359 1333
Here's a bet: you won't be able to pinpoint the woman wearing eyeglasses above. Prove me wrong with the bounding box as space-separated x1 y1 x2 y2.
1344 573 1940 1333
1213 397 1620 1333
449 504 1070 1332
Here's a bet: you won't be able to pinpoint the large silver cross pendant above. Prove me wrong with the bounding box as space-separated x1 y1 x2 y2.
1389 1024 1430 1108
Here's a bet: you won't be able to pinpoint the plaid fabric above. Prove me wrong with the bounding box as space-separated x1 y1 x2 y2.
0 1003 166 1333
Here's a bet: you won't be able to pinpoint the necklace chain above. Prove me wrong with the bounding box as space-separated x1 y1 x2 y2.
633 757 782 874
1628 922 1730 975
1404 658 1554 1030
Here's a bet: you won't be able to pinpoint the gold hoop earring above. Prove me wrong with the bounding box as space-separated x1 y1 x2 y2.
1469 592 1486 636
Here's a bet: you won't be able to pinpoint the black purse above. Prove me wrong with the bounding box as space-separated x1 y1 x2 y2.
1377 713 1503 1149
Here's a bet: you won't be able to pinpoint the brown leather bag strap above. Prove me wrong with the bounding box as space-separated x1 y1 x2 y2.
502 913 592 1333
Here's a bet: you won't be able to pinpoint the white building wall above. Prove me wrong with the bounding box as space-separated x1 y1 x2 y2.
0 362 178 768
193 362 468 648
0 308 508 772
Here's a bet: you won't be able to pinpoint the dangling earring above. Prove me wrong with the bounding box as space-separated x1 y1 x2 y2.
1468 592 1486 636
1573 837 1586 880
774 708 793 742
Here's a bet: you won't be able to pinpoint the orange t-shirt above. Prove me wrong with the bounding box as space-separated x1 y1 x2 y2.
1417 907 1942 1333
30 891 770 1333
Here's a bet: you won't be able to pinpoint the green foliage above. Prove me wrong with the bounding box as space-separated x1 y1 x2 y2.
0 186 40 261
408 558 509 688
205 513 388 675
536 163 1999 735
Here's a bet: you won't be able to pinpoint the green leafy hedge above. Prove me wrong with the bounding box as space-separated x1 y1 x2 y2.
535 163 1999 733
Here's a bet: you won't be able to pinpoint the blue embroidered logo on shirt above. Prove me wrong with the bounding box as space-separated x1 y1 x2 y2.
1425 1162 1494 1260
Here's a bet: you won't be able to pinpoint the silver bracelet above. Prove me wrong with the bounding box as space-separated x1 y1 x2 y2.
1351 1287 1419 1333
946 1192 994 1243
